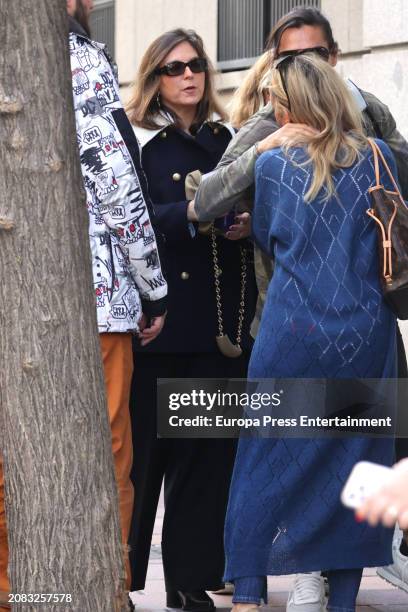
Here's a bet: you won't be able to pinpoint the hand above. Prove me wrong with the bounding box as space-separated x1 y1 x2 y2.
138 313 166 346
225 212 251 241
187 199 198 222
356 459 408 528
257 123 319 155
138 313 148 331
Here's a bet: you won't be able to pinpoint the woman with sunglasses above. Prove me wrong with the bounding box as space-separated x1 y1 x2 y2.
126 29 256 610
223 54 398 612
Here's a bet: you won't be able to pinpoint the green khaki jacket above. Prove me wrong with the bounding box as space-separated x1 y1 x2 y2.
195 92 408 336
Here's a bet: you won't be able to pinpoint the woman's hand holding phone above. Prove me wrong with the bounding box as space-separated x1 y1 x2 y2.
225 212 251 241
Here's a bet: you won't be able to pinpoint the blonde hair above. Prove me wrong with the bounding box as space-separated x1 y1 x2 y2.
229 52 272 128
126 29 226 130
270 53 367 202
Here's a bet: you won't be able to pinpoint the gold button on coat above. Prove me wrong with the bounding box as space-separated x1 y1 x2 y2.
181 272 190 280
213 127 220 134
160 131 167 138
172 172 181 182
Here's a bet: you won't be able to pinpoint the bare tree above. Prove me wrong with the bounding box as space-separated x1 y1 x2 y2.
0 2 126 610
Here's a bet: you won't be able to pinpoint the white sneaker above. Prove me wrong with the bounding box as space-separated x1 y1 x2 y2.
286 572 327 611
377 525 408 593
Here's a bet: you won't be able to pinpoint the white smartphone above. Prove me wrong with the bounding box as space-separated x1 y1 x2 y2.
341 461 393 509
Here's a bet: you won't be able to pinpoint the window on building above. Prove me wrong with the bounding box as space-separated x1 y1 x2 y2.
89 0 115 57
217 0 321 71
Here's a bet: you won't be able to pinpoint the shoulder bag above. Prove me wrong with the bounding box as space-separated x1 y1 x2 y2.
367 138 408 319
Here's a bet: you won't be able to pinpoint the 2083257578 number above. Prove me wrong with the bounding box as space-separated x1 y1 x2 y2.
8 593 72 604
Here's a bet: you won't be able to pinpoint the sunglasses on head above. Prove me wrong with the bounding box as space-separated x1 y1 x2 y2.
273 47 330 112
155 57 208 77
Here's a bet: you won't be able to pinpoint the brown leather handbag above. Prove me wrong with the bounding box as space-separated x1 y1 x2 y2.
367 138 408 319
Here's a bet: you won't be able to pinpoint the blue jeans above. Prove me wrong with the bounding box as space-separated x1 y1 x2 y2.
232 569 363 610
232 576 267 605
326 569 363 612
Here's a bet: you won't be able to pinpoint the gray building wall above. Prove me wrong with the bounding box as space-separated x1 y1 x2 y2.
324 0 408 139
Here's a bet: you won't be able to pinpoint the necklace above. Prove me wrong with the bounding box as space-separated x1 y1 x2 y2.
211 227 247 358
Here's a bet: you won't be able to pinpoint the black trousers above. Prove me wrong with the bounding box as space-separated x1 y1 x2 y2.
128 349 249 592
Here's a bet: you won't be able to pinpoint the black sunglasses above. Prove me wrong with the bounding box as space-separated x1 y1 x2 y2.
275 46 330 64
273 47 330 112
155 57 208 77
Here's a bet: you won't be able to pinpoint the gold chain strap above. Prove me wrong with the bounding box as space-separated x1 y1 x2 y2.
237 244 247 345
211 226 247 345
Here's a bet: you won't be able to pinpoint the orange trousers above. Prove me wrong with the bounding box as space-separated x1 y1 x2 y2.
0 332 134 604
100 332 134 589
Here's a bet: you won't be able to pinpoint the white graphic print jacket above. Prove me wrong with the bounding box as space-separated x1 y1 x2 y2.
69 22 167 333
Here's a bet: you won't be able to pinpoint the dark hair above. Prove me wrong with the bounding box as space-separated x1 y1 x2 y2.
266 7 339 57
126 28 226 130
74 0 91 38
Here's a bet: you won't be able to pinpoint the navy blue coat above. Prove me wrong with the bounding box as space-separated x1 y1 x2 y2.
133 120 257 353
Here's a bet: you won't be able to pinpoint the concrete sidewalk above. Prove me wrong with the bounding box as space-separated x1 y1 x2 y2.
129 495 408 611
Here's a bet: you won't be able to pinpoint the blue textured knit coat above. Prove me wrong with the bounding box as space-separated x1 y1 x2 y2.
224 140 397 580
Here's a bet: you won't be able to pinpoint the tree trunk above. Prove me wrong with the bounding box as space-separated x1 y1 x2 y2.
0 2 126 610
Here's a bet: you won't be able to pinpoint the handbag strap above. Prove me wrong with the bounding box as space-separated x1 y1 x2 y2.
367 206 397 282
367 137 401 283
210 227 247 349
367 138 405 208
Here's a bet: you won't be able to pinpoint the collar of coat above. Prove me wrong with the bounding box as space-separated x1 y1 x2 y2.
133 112 235 148
68 16 89 38
68 16 118 81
